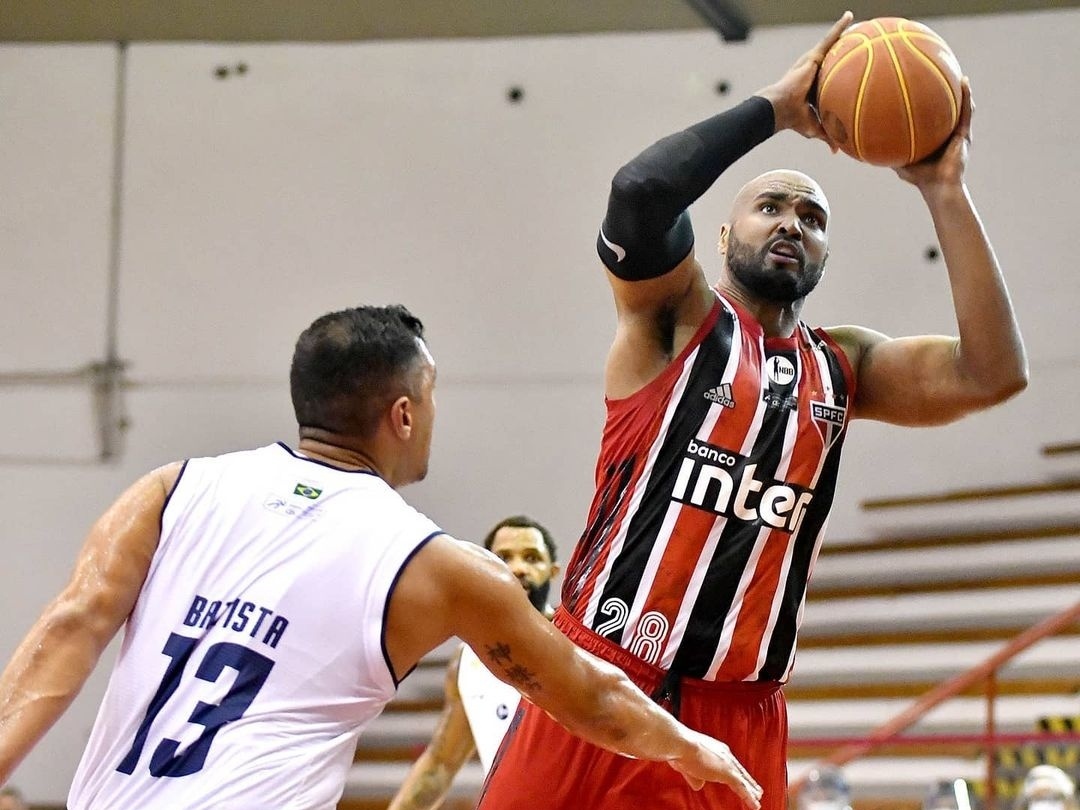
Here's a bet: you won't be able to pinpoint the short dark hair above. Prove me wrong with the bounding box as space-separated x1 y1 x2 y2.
483 515 557 563
290 305 426 438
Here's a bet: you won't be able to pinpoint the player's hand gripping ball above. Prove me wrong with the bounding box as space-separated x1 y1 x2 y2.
815 17 963 167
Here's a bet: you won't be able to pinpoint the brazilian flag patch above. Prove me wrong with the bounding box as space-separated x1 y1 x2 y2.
293 483 323 500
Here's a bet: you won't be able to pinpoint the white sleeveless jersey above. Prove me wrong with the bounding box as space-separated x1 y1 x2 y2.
68 443 441 810
456 644 522 773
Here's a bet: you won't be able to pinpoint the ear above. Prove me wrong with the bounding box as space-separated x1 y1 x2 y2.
389 395 413 441
548 562 561 580
718 223 730 257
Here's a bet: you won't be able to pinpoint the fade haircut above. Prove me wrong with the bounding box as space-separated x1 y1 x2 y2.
483 515 558 563
290 305 426 439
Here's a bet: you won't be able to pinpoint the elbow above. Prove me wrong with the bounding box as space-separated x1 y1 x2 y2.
985 364 1029 406
993 338 1031 403
957 341 1029 409
609 164 650 211
45 590 121 650
1004 366 1030 399
609 157 679 213
964 372 1027 414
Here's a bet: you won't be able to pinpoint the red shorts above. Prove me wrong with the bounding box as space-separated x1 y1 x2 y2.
476 607 788 810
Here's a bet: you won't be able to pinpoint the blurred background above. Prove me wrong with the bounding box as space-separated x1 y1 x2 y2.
2 2 1078 808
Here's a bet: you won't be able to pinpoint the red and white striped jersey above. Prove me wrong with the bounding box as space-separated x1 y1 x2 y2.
562 292 855 683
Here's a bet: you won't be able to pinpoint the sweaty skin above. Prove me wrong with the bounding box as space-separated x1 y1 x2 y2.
388 523 560 810
0 432 760 807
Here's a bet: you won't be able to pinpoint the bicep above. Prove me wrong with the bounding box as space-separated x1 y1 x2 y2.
394 538 606 720
832 325 978 426
60 463 175 636
446 551 608 723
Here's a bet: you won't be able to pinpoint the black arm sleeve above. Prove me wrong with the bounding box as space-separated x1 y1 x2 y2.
597 95 776 281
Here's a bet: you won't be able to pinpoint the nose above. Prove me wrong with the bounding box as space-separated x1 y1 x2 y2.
777 211 803 240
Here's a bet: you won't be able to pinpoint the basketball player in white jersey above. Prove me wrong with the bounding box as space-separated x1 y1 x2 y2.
389 515 559 810
0 305 761 810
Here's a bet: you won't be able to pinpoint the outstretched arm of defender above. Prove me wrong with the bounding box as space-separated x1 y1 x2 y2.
827 81 1027 426
0 464 180 786
388 648 477 810
385 537 762 807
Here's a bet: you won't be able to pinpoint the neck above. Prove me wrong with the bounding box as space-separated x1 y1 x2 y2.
296 429 385 477
716 278 804 339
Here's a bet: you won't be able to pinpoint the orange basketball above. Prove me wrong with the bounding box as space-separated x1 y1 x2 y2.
815 17 963 167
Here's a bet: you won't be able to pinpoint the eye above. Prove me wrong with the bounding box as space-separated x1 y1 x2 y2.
760 202 777 214
802 213 824 228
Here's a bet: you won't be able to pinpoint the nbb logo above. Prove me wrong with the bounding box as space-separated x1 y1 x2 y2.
671 439 814 533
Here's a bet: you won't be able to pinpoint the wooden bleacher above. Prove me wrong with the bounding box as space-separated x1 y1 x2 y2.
787 450 1080 808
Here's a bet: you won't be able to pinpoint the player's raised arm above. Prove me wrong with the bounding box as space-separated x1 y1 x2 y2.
827 80 1028 426
598 13 852 399
0 464 181 786
387 648 476 810
384 536 762 807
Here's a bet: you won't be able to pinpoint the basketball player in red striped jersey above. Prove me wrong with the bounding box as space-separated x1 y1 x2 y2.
478 12 1027 810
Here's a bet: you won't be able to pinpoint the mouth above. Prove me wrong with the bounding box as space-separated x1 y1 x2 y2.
767 240 803 267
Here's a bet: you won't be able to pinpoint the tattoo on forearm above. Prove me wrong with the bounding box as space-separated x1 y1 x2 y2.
484 641 541 691
505 664 541 691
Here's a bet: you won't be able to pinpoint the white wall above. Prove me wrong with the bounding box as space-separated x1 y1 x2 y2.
1 9 1076 801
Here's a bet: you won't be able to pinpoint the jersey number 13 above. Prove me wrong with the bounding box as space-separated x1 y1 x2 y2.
116 633 275 777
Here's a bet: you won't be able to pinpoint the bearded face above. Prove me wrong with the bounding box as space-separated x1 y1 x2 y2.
526 579 552 613
726 228 827 304
488 525 559 615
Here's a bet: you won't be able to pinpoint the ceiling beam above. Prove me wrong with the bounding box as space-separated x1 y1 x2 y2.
0 0 1076 43
684 0 752 41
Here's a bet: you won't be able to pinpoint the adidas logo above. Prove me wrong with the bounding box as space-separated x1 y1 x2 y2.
704 383 735 408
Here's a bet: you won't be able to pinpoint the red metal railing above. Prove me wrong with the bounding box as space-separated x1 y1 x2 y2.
790 599 1080 809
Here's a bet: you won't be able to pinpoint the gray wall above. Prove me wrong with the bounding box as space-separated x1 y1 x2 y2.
1 9 1076 801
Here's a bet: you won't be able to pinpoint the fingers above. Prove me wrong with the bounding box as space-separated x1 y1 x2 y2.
670 733 761 803
812 10 854 61
956 76 973 142
726 755 763 809
683 774 705 791
716 740 762 806
674 762 761 808
703 740 762 808
729 775 762 809
805 111 833 146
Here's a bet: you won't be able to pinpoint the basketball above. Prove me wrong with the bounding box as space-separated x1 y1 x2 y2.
815 17 963 167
